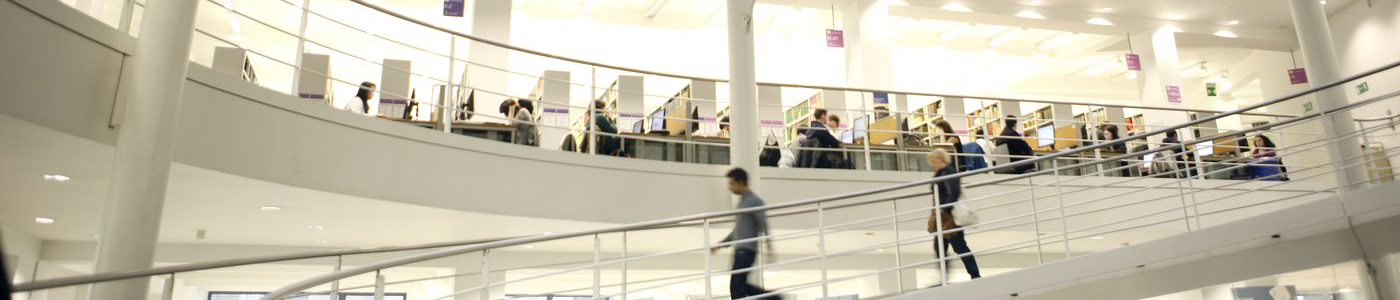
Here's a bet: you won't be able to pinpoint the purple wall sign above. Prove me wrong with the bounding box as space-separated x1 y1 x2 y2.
1288 68 1309 84
826 29 844 47
873 92 889 104
1125 54 1142 71
443 0 465 17
1165 85 1183 104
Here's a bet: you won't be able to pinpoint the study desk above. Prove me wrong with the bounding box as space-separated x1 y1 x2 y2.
380 117 514 143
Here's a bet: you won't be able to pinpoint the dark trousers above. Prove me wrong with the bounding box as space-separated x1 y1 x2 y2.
935 233 982 279
731 249 775 299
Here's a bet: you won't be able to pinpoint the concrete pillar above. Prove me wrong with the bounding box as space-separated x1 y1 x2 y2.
726 0 761 191
1287 0 1368 191
88 0 200 298
1130 27 1192 141
841 0 894 90
467 0 513 122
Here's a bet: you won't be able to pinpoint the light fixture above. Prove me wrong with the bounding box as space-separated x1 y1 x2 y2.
1180 63 1207 78
314 240 328 244
877 248 887 252
1037 32 1077 51
1100 7 1113 12
35 217 55 224
543 231 555 235
1172 14 1186 20
645 0 669 18
939 23 973 43
522 245 535 249
1029 0 1043 4
1321 0 1327 5
307 225 326 230
260 206 282 211
1228 20 1240 25
1015 11 1045 19
1090 236 1105 240
1126 72 1138 80
1338 288 1355 293
941 3 973 12
1213 30 1239 38
1086 18 1114 26
43 174 72 182
989 28 1027 48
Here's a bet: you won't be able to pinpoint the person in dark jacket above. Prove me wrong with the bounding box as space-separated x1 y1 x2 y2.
994 116 1035 174
961 128 989 171
1099 124 1129 177
1161 130 1191 178
804 109 842 168
588 100 621 156
926 149 982 280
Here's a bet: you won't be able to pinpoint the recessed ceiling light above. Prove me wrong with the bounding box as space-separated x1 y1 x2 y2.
1172 14 1186 20
35 217 55 224
307 225 326 230
1126 72 1138 80
1227 20 1240 25
1213 30 1239 38
1086 18 1114 26
1029 0 1043 4
877 248 886 252
1015 11 1046 19
43 174 72 182
1321 0 1327 4
1100 7 1113 12
260 206 282 211
1090 236 1105 240
941 3 973 12
1338 288 1355 293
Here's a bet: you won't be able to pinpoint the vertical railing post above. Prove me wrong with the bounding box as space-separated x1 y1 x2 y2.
589 66 598 155
290 0 311 97
118 0 135 34
593 234 602 300
621 231 629 300
1051 160 1072 259
374 271 385 300
703 219 713 300
935 190 947 286
817 203 830 299
160 274 175 300
890 200 905 293
442 36 457 133
1029 182 1044 264
330 255 343 300
862 92 873 171
481 250 491 300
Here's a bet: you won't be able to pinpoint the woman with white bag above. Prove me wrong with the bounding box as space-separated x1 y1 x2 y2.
926 149 982 280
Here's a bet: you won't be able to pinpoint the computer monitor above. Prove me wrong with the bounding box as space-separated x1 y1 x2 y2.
631 120 643 133
649 109 666 132
841 130 855 144
852 116 869 142
1142 152 1157 168
1036 125 1055 148
1195 140 1214 157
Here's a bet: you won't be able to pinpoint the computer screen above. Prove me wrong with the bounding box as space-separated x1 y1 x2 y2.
852 116 869 142
1195 140 1214 157
841 130 854 144
649 109 666 131
1036 125 1055 148
1142 152 1157 168
631 120 643 133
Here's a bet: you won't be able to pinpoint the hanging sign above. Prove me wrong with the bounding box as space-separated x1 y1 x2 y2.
826 29 844 47
443 0 465 17
1206 83 1218 97
1288 68 1309 84
1125 54 1142 71
873 92 889 104
1165 85 1183 104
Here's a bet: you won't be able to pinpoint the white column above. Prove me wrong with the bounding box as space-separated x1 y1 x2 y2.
1287 0 1368 191
727 0 760 191
467 0 513 121
842 0 894 90
89 0 200 298
1130 27 1192 140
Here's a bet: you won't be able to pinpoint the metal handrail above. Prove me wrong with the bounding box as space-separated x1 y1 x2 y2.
257 53 1400 299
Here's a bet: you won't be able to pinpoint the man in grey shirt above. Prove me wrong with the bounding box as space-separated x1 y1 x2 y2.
710 168 778 299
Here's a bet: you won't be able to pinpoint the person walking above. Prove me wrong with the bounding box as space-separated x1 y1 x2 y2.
926 149 982 281
711 168 779 300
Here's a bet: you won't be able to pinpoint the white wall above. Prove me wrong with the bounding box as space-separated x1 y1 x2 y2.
3 226 43 289
1330 0 1400 151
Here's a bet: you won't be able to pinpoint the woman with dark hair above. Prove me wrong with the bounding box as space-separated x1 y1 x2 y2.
1099 124 1130 176
343 81 377 115
935 120 966 172
1250 135 1289 181
1252 135 1277 158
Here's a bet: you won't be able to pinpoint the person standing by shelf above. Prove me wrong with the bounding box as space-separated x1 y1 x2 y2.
710 168 779 300
342 81 377 116
994 116 1035 174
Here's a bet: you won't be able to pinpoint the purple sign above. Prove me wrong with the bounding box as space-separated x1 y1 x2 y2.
873 92 889 104
761 120 784 126
1125 54 1142 71
1288 68 1308 85
1165 85 1183 104
826 29 844 48
443 0 465 17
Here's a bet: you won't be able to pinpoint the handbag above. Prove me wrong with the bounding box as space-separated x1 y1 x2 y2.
953 203 979 226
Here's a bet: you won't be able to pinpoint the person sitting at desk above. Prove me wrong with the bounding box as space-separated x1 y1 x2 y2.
718 116 731 138
588 100 622 156
498 99 538 146
1099 124 1130 177
343 81 377 116
1249 135 1289 181
994 116 1035 174
961 128 990 171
